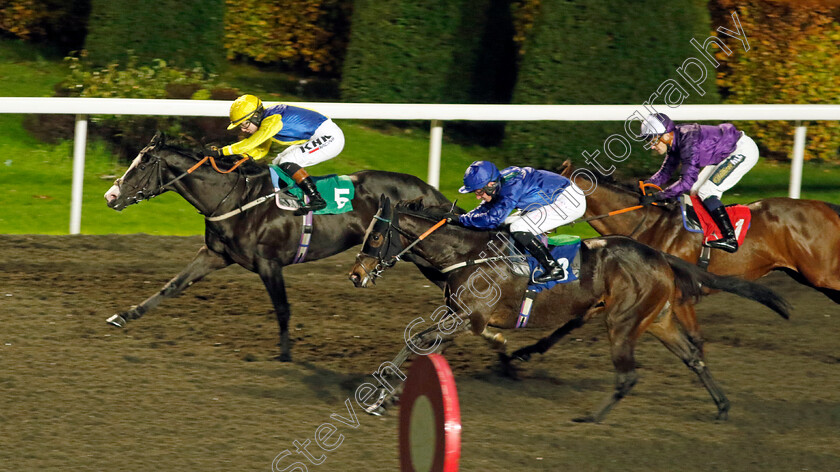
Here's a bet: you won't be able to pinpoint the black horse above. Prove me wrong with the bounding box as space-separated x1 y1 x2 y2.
104 132 449 360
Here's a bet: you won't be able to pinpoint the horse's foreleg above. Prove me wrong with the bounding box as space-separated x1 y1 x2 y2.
257 263 292 362
647 309 730 420
671 303 705 353
366 322 469 416
106 245 230 327
510 316 585 362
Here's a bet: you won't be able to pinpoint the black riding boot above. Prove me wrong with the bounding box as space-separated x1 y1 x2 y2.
706 206 739 253
512 231 566 283
279 162 327 215
294 176 327 215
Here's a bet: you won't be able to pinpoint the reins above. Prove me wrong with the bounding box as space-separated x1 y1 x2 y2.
150 148 280 221
573 181 664 225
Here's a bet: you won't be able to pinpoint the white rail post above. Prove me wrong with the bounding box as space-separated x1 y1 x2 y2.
788 121 807 199
70 114 88 234
428 120 443 189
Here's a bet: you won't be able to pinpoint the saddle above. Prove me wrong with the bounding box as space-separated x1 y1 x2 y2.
681 195 751 268
506 234 582 290
269 165 355 215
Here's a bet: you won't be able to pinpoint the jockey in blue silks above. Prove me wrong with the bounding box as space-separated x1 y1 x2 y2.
639 113 760 253
454 161 586 283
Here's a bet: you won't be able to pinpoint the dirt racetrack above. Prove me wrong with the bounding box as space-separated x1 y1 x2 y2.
1 234 839 472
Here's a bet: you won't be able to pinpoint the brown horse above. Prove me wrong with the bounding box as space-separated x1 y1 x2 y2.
348 197 791 422
558 160 840 303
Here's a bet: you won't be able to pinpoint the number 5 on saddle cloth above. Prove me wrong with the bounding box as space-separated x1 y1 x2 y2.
269 165 355 214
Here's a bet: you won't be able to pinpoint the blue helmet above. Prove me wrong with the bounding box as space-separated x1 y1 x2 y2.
459 161 501 193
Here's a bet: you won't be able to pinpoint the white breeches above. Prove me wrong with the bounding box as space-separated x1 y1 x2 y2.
272 119 345 167
506 181 587 234
691 133 759 200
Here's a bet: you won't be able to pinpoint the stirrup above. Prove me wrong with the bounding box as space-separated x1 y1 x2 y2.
294 199 326 216
533 265 566 284
705 237 738 253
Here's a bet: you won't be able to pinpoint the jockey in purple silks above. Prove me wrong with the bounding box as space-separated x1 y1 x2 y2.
639 113 760 253
451 161 587 283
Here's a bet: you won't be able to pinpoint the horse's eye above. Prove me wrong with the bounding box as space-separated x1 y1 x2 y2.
139 164 146 171
372 234 381 241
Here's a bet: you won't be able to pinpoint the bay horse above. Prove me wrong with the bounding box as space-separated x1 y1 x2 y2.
557 160 840 304
348 197 791 422
103 132 450 361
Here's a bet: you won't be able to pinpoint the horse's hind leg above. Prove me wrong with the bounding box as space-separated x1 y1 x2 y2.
574 299 644 423
647 306 730 420
106 245 231 327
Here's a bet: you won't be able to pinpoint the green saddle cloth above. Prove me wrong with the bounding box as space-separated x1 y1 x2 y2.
548 234 582 247
270 165 355 215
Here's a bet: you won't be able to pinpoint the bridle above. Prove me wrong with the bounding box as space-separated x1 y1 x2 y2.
355 208 416 284
115 143 254 218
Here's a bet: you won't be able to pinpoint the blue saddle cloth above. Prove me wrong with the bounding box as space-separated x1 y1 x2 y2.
525 235 581 293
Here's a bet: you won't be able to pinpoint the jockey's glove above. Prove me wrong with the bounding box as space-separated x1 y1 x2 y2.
442 212 461 225
639 193 659 206
204 146 223 159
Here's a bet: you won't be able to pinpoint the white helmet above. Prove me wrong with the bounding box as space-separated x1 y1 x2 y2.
639 113 675 138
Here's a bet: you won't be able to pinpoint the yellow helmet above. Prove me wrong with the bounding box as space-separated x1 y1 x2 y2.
227 94 264 130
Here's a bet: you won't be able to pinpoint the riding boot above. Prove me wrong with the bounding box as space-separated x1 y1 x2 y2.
293 176 327 215
706 206 739 253
512 231 566 283
278 162 327 215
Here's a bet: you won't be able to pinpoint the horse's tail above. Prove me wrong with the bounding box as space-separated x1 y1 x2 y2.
664 253 791 320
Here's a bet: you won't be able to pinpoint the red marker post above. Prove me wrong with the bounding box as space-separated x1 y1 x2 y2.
399 354 461 472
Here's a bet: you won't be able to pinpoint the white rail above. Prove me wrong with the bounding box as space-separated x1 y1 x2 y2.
1 98 837 233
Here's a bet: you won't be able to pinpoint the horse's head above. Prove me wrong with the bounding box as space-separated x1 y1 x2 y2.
104 131 183 210
349 194 403 287
349 196 462 288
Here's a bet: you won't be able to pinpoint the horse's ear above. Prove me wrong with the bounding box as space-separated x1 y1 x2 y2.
382 196 392 219
557 159 573 177
150 130 165 148
405 196 424 212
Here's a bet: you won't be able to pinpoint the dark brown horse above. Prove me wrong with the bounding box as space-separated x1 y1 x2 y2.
558 160 840 303
348 197 791 422
104 133 450 361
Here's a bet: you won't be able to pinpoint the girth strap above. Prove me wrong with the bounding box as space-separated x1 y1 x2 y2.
292 210 314 264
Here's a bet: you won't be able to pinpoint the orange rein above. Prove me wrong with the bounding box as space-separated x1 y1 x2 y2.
579 181 664 223
187 155 251 175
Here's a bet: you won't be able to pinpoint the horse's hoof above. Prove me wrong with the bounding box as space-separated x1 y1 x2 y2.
715 411 729 421
512 351 532 362
365 405 387 417
274 353 292 362
572 415 597 423
106 314 127 328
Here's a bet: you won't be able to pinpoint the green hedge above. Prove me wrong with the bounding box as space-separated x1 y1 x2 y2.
84 0 225 72
504 0 719 175
0 0 91 53
223 0 352 75
340 0 516 105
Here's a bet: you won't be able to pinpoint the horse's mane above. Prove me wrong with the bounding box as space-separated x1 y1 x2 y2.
395 198 502 235
160 142 269 177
